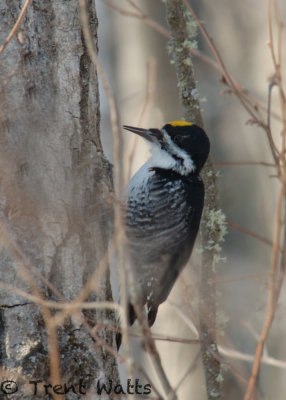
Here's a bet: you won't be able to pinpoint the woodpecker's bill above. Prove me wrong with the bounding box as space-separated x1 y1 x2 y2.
117 121 210 349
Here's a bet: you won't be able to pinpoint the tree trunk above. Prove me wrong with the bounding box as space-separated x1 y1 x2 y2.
0 0 118 398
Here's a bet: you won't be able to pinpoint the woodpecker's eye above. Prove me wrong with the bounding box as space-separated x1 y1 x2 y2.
173 135 182 145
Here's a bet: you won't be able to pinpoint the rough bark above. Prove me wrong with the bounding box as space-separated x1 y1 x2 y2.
0 0 118 398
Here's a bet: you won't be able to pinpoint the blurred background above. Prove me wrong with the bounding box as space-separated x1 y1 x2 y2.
96 0 286 398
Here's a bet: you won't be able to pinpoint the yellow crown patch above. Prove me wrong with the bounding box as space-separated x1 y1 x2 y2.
168 121 193 127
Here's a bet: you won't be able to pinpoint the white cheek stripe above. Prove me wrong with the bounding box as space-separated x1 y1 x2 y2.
162 129 195 171
149 129 195 175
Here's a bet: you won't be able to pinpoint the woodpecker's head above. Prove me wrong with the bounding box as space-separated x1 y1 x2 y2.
123 121 210 175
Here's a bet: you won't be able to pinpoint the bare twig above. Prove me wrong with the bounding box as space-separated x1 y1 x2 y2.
181 1 256 119
267 0 278 69
267 81 276 131
182 0 280 167
0 281 121 315
50 242 112 326
0 0 32 55
208 272 268 285
126 301 176 399
219 345 286 370
214 161 275 168
84 3 177 396
227 220 273 247
104 0 281 126
244 1 286 397
265 79 280 171
126 58 157 181
81 318 165 400
171 351 201 396
244 185 284 400
0 63 21 94
79 0 133 375
80 4 175 399
103 0 170 38
172 303 286 370
185 0 280 165
0 219 62 397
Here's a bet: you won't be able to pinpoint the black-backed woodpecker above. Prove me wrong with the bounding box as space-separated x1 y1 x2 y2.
117 121 210 349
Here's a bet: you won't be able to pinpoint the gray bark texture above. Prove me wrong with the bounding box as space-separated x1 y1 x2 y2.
0 0 119 398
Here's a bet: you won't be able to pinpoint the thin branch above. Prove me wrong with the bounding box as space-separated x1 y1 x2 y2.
0 281 121 312
273 0 283 69
219 345 286 370
244 4 286 395
245 91 281 122
104 0 281 125
129 302 176 399
244 185 284 400
267 0 278 69
126 58 157 181
103 0 170 38
183 0 280 166
0 219 62 394
272 0 286 168
214 161 276 168
171 352 201 396
0 63 21 94
265 80 280 171
82 4 176 397
0 0 32 55
208 272 268 285
182 1 256 119
80 5 175 399
171 303 286 370
267 81 276 131
52 242 112 326
81 318 165 400
103 0 140 18
78 0 133 373
136 58 157 129
227 220 273 247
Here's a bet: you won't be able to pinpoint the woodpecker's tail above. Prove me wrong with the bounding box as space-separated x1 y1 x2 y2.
116 331 122 351
116 303 136 350
116 302 158 350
